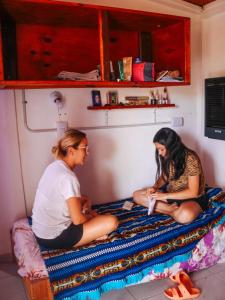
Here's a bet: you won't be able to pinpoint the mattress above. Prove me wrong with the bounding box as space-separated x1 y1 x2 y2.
12 187 225 300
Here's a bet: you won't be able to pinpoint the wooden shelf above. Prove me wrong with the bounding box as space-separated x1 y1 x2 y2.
87 104 175 110
0 80 189 89
0 0 190 89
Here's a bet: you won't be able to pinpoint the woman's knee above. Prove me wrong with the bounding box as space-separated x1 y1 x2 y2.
173 208 197 224
133 190 139 203
106 215 119 231
133 189 146 205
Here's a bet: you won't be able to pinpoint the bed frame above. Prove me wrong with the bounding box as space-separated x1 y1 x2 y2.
23 277 53 300
11 231 53 300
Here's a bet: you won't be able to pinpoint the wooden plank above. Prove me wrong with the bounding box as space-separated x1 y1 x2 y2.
1 18 18 80
184 18 191 84
1 0 189 26
87 104 176 110
23 277 53 300
98 10 110 81
0 22 4 80
0 80 189 89
152 21 188 79
139 32 153 62
17 24 99 80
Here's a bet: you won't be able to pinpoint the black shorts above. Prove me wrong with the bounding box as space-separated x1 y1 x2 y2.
35 223 83 249
167 194 209 211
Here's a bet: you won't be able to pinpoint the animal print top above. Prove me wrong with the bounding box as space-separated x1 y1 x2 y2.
167 151 205 196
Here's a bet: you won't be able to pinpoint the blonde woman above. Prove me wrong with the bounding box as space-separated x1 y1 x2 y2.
32 129 118 249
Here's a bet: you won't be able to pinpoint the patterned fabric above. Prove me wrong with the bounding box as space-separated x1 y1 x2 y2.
38 187 225 300
12 218 48 279
168 151 205 196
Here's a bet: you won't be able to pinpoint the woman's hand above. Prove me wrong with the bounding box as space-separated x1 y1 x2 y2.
82 195 91 214
151 192 169 201
146 186 157 197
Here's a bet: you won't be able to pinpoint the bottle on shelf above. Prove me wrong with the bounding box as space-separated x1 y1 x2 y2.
155 89 160 104
150 90 156 105
162 87 169 104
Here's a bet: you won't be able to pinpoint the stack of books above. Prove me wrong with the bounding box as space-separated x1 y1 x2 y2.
125 96 149 105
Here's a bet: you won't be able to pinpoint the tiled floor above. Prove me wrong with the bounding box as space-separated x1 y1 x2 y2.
0 262 224 300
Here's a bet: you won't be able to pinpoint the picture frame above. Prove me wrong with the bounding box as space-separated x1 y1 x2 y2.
91 90 102 106
107 90 118 105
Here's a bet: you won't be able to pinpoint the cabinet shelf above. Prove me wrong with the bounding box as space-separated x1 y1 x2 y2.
0 0 190 89
0 80 189 89
87 104 175 110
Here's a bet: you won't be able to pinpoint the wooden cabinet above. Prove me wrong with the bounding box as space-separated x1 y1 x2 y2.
0 0 190 89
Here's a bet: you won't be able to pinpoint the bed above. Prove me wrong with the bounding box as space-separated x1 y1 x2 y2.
12 187 225 300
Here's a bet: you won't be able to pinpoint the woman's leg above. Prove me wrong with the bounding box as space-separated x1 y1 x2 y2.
155 201 202 224
155 201 178 214
74 214 118 247
171 201 202 224
133 188 148 207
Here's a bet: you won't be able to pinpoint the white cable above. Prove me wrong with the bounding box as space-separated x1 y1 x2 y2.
13 90 29 216
22 90 172 133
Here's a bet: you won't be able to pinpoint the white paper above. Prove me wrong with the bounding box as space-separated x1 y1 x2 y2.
148 196 156 215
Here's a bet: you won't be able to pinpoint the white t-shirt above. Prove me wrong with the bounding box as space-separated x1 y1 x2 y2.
32 160 81 239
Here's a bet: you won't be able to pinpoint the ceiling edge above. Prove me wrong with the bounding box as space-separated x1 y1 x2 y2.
203 0 225 16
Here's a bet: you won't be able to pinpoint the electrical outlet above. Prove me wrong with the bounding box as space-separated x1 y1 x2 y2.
56 121 68 138
171 117 183 127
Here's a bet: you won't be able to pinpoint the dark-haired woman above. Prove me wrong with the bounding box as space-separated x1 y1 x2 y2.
32 129 118 249
133 127 206 224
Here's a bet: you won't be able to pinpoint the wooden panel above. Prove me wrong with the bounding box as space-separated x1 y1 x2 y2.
1 18 18 80
98 10 110 81
0 22 4 80
17 24 100 80
1 0 99 28
87 104 176 110
0 80 190 89
184 18 191 83
139 32 153 62
107 10 184 31
109 30 139 62
152 22 186 77
23 277 53 300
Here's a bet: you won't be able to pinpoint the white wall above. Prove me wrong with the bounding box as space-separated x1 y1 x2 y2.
0 0 203 256
0 90 25 257
201 0 225 189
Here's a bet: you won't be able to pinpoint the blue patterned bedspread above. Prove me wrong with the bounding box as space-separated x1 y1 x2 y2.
39 187 225 300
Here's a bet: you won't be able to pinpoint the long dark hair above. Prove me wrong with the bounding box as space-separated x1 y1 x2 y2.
153 127 190 181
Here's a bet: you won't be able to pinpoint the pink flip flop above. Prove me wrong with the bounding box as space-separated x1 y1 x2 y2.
170 271 192 284
164 283 201 300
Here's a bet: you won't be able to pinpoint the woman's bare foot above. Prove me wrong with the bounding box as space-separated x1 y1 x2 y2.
155 201 178 215
95 234 108 241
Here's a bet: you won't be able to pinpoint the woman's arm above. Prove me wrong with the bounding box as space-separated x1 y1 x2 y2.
147 175 166 195
67 197 90 225
81 195 91 213
152 174 200 201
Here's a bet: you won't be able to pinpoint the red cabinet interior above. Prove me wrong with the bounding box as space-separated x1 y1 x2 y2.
0 0 190 88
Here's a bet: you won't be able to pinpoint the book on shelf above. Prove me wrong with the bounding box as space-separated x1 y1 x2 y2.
156 70 169 82
125 96 149 101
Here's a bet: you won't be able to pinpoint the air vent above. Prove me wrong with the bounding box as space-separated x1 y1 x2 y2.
205 77 225 140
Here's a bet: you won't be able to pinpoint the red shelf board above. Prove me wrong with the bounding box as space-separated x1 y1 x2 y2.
87 104 175 110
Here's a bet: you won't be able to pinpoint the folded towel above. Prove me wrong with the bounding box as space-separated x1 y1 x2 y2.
58 70 100 81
